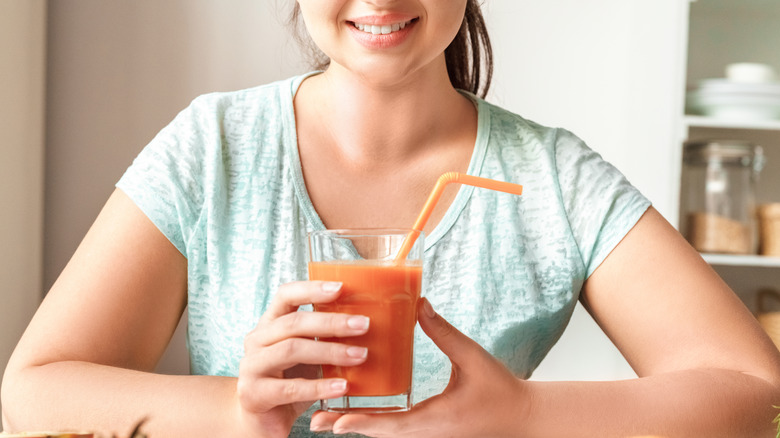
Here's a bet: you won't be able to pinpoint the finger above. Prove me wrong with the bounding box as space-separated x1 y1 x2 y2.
237 376 348 413
417 298 483 365
309 410 343 432
265 280 343 320
241 337 368 376
329 388 465 437
332 389 464 437
331 411 438 437
248 311 370 348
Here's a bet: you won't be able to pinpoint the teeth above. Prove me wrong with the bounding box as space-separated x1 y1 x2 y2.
354 19 413 35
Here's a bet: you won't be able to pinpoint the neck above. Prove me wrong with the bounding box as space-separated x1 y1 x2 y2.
298 58 475 166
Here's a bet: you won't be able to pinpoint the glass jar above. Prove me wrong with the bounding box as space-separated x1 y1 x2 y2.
680 140 764 254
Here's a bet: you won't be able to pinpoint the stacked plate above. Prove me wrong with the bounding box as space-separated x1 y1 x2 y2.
686 63 780 121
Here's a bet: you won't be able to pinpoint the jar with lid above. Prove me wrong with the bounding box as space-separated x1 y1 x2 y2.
680 140 765 254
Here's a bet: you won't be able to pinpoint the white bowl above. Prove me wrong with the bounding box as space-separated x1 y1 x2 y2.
725 62 777 83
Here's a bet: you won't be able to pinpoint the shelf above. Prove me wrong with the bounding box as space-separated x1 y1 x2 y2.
685 115 780 132
701 253 780 268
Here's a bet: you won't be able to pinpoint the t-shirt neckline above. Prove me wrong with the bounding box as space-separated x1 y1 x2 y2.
282 72 490 251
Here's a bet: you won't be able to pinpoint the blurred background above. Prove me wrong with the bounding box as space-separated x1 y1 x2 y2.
5 0 779 422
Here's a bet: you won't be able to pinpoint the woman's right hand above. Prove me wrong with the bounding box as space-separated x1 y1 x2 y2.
235 280 370 437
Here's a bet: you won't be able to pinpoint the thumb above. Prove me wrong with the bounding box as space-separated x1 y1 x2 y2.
417 298 484 365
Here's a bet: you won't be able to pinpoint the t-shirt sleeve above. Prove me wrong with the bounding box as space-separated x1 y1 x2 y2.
553 128 651 278
116 100 207 257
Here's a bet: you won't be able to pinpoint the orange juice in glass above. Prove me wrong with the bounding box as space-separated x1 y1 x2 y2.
307 228 424 413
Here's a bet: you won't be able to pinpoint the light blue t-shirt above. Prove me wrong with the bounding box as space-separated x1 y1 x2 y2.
117 72 650 436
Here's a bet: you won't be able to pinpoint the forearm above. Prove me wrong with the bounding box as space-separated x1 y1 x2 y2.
521 369 779 438
2 361 242 437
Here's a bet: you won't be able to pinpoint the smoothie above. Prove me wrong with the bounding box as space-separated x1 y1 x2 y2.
309 260 422 397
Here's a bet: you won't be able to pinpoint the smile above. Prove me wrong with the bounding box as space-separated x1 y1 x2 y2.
351 19 416 35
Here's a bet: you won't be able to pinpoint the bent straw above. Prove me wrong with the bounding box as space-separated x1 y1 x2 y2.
394 172 524 262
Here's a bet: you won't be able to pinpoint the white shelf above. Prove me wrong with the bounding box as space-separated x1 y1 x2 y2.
701 253 780 268
685 115 780 132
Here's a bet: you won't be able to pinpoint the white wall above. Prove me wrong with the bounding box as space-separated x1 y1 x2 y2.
0 0 47 421
42 1 688 380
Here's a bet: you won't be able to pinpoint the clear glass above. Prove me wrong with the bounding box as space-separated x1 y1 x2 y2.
307 228 425 413
680 141 764 254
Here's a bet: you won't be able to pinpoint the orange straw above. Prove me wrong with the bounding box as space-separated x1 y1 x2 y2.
395 172 524 261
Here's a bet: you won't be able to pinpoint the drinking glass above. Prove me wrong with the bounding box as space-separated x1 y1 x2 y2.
307 228 425 413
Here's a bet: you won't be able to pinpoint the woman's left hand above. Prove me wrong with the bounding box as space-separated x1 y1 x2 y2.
309 298 531 437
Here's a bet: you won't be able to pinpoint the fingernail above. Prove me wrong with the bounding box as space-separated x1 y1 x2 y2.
346 346 368 359
330 379 347 392
347 315 369 331
422 298 436 318
321 282 342 294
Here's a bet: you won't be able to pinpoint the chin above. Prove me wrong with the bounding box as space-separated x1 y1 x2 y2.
335 57 441 92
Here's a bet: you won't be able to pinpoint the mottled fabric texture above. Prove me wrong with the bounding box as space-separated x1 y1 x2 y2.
116 72 650 436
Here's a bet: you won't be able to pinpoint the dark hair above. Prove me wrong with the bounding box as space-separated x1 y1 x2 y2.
289 0 493 98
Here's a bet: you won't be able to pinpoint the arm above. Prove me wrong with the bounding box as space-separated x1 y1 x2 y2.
322 207 780 437
536 206 780 437
1 189 366 437
1 189 239 435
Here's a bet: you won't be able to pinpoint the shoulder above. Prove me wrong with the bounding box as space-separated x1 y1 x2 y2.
153 73 312 158
474 96 585 155
183 74 304 125
471 95 597 175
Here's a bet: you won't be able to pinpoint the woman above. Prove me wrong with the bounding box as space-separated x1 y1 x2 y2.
3 1 780 436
